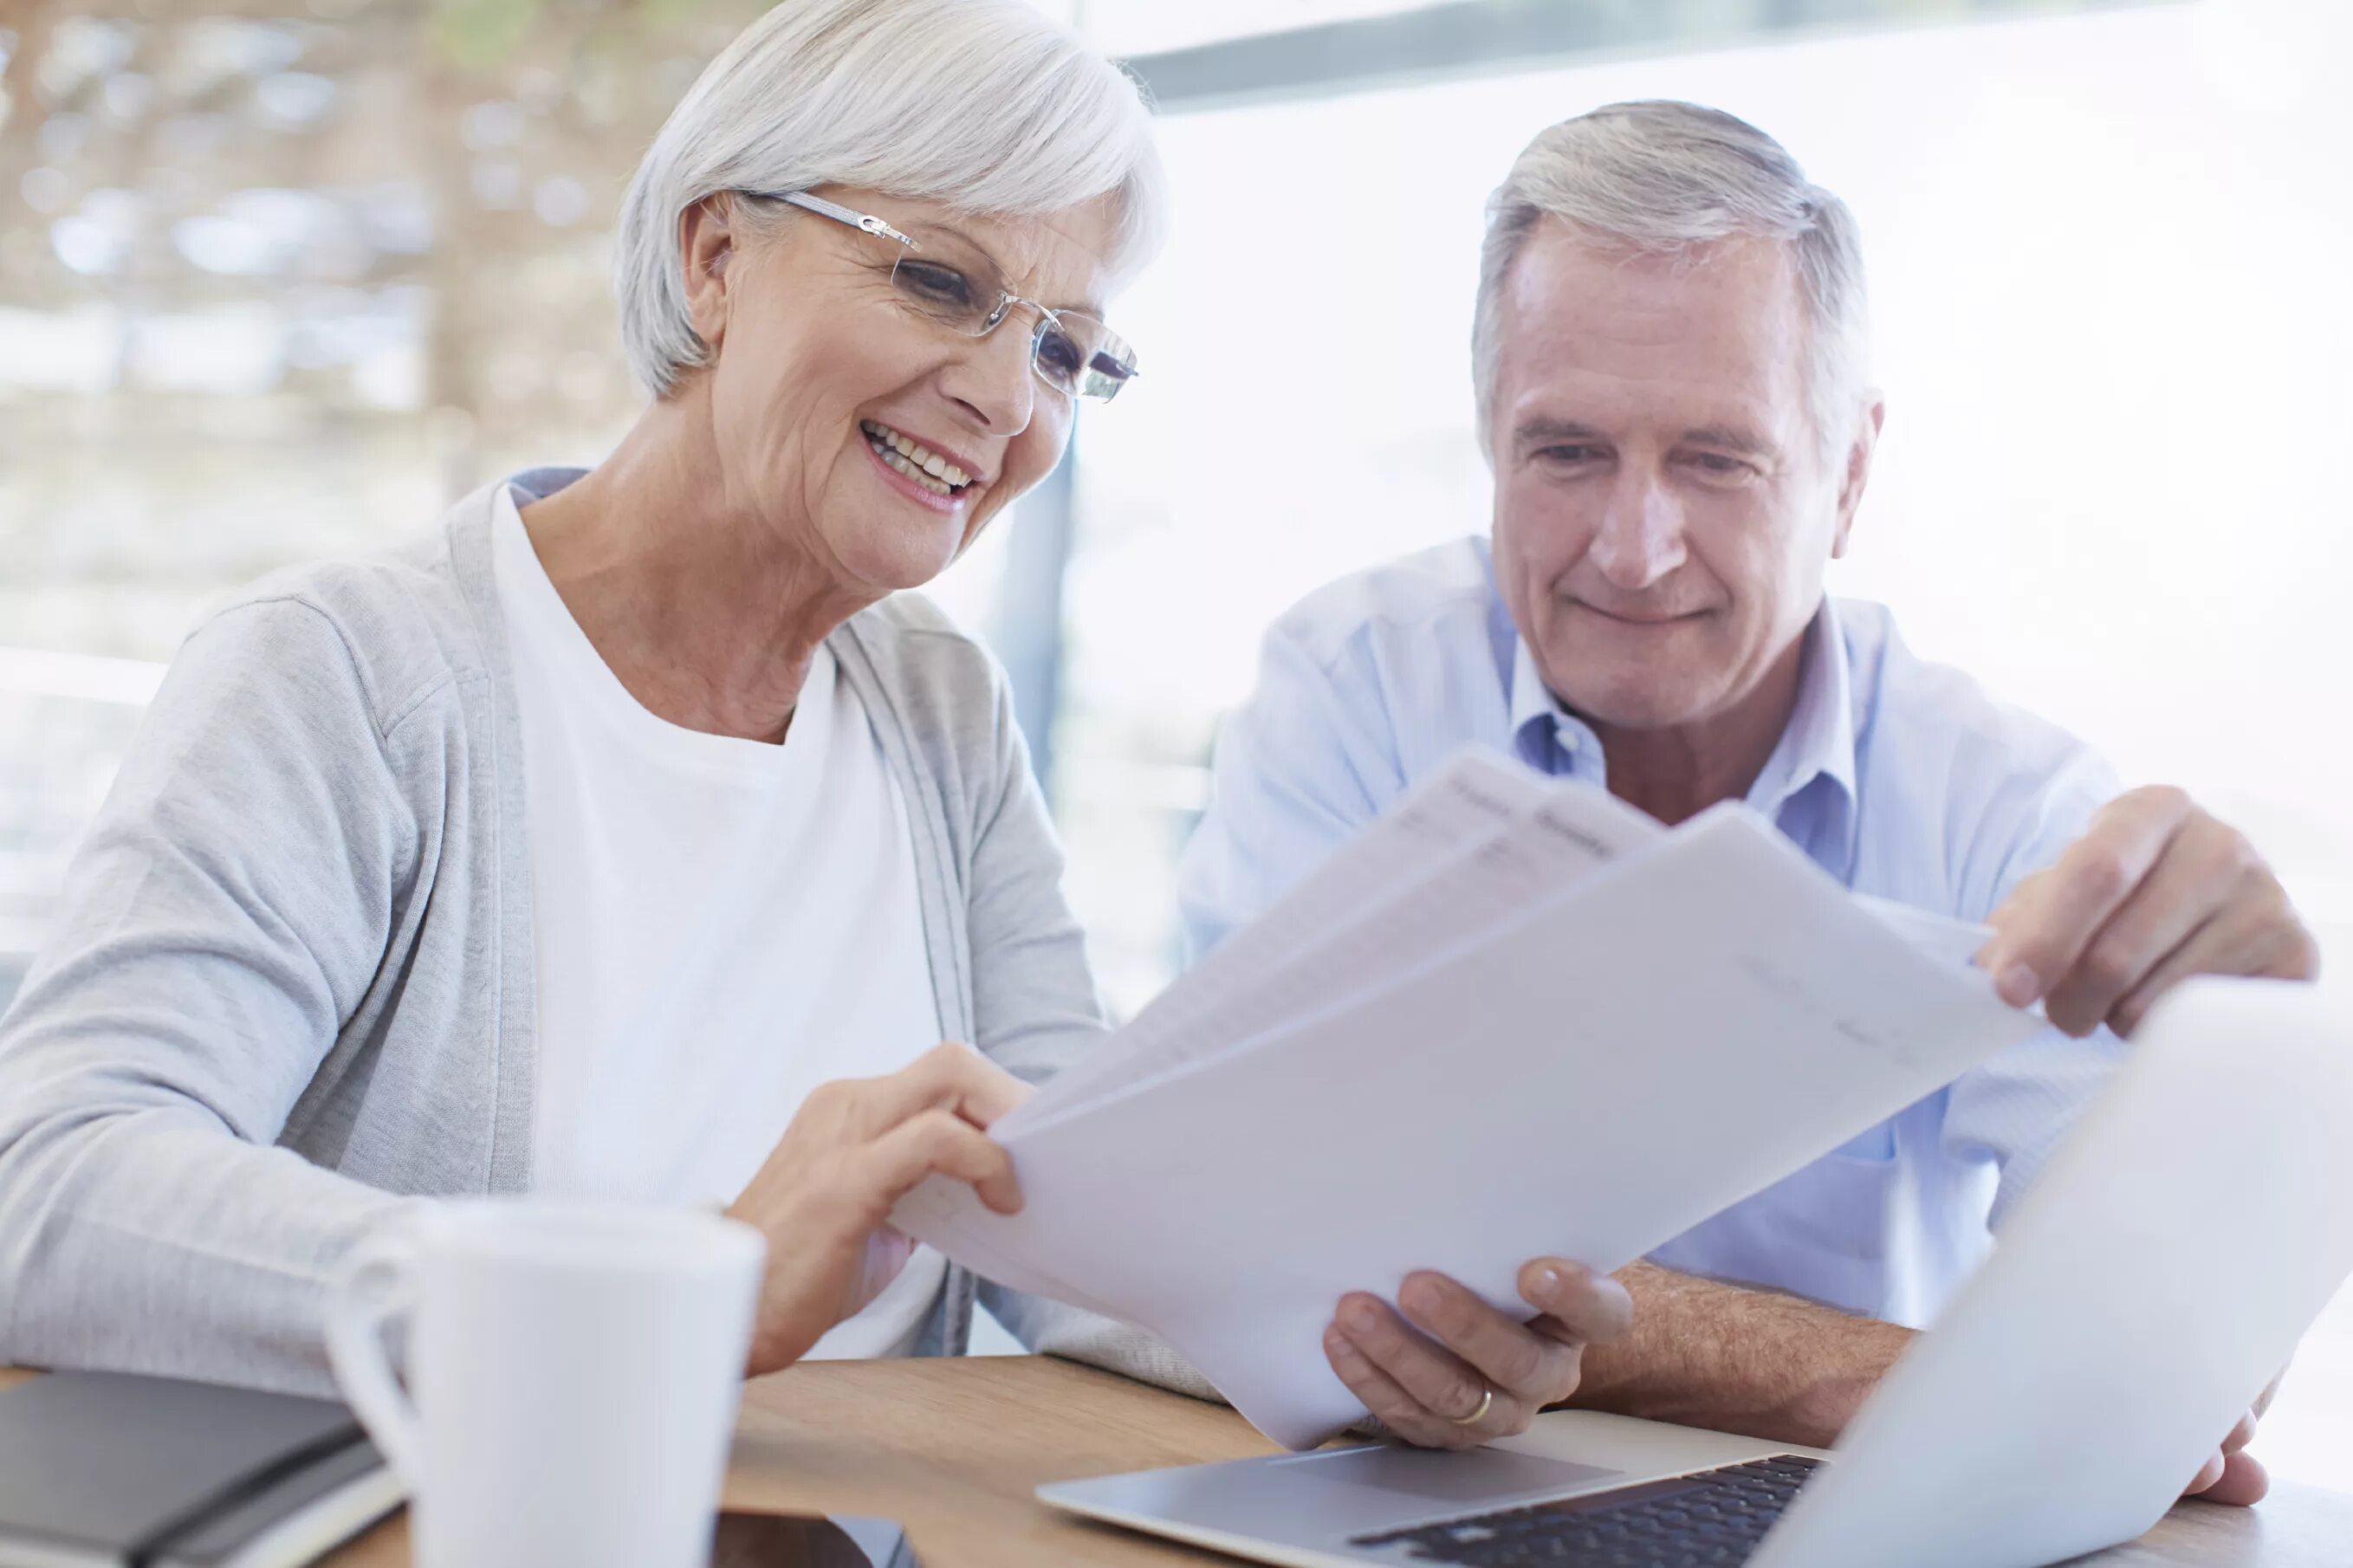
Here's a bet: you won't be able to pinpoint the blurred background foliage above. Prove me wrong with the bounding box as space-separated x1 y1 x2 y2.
0 0 796 960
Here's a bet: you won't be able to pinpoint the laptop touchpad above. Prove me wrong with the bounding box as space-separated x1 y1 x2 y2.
1272 1444 1624 1506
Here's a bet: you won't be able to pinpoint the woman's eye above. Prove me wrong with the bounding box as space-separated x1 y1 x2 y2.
1036 327 1084 379
895 261 973 308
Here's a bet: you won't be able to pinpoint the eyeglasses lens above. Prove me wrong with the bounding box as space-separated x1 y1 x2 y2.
888 249 1136 403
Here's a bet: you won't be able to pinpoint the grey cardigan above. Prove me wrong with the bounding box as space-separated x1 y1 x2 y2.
0 469 1208 1399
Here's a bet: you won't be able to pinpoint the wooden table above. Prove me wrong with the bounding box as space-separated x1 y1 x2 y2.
9 1358 2351 1565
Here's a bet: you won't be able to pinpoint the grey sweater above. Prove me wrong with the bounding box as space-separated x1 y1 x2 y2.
0 469 1209 1399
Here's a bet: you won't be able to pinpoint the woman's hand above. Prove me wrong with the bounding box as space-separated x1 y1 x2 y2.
1324 1259 1635 1449
726 1041 1030 1376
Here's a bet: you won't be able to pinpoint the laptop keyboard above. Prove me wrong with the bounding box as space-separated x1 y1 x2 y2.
1349 1454 1824 1566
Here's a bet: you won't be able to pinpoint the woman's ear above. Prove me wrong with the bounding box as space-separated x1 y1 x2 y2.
678 195 738 355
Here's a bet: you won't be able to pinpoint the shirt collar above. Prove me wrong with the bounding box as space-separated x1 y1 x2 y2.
1507 634 1602 780
1503 601 1859 820
1507 633 1567 748
1747 602 1859 820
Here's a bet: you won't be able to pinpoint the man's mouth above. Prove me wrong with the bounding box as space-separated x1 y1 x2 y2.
1578 603 1703 626
861 419 976 499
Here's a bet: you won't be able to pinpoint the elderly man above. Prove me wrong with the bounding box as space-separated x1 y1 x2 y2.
1176 102 2317 1493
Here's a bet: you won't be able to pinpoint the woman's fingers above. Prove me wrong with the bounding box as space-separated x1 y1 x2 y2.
854 1040 1034 1133
725 1052 1030 1378
858 1105 1024 1215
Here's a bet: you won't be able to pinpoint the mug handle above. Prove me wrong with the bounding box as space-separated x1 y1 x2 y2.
324 1228 427 1490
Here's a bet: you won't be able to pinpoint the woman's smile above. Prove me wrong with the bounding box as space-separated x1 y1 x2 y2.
859 418 980 515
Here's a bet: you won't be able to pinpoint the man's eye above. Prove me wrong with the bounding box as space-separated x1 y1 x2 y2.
1686 453 1750 477
1538 444 1599 463
894 261 974 309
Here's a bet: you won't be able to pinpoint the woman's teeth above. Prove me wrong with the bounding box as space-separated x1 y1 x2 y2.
861 420 971 497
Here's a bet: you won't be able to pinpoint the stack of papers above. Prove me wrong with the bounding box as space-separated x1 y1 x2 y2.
892 749 2043 1448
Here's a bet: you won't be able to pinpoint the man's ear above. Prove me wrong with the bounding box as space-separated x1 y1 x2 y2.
1829 395 1886 560
678 195 739 357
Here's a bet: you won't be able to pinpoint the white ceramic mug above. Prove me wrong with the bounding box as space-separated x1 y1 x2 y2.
325 1199 766 1568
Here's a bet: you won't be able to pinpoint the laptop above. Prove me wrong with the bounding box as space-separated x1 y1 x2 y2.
1038 975 2353 1568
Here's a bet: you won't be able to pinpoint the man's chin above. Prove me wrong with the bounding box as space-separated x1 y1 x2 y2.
1535 647 1715 733
1549 679 1715 735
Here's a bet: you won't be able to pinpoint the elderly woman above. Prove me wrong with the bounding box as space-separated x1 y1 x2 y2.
0 0 1196 1390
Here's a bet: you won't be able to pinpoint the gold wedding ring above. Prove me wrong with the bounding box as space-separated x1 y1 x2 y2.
1449 1385 1495 1427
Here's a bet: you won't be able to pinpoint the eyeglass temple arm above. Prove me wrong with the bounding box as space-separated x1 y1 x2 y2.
768 191 918 250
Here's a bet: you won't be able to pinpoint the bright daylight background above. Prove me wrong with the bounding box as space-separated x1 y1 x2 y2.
3 0 2350 1486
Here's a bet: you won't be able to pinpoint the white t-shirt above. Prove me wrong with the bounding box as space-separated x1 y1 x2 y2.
491 485 948 1360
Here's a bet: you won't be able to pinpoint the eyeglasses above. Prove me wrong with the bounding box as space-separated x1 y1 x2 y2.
761 191 1138 404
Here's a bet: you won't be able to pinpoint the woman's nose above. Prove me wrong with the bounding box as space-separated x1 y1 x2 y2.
937 320 1040 437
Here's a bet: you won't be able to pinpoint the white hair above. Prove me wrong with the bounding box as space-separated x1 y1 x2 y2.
1472 100 1870 459
614 0 1166 398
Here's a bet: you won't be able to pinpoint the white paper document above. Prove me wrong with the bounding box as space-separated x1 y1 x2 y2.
893 750 2039 1449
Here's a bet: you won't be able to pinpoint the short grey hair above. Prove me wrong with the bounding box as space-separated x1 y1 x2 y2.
1472 100 1870 458
615 0 1166 398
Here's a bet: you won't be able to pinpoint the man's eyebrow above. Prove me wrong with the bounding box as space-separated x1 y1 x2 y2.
1514 418 1610 448
1682 424 1779 459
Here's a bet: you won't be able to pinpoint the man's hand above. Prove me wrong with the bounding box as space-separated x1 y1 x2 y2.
1323 1260 1634 1449
725 1041 1030 1377
2184 1373 2285 1506
1978 787 2319 1039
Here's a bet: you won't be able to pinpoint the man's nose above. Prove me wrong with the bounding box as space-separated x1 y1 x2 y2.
1588 473 1687 591
937 318 1039 438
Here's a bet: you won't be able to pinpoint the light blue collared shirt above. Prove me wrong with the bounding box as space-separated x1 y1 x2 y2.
1176 537 2126 1327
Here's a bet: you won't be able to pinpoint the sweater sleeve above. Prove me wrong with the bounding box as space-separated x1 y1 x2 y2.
0 597 423 1392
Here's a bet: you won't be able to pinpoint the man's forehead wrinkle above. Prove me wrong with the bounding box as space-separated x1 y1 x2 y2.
1494 223 1817 463
1505 323 1805 430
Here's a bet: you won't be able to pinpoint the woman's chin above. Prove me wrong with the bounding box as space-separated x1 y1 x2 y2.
835 519 964 597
